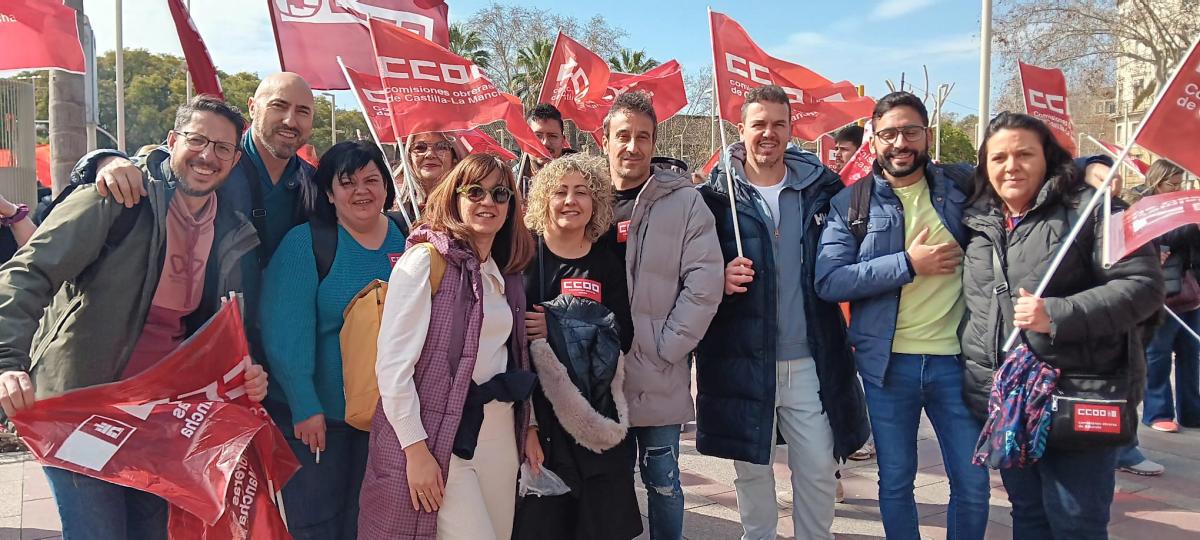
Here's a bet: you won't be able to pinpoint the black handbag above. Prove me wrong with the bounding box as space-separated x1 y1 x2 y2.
991 244 1136 450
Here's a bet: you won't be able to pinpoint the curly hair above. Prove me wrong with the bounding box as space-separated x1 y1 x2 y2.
523 154 614 243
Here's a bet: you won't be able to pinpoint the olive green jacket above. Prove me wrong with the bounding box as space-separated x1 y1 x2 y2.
0 155 259 398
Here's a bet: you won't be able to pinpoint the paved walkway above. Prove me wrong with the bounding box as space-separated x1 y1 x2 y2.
2 417 1198 539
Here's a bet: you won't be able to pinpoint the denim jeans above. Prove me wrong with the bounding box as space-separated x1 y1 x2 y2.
1143 307 1200 426
44 466 167 540
863 353 990 540
267 400 370 540
999 446 1119 540
630 425 684 540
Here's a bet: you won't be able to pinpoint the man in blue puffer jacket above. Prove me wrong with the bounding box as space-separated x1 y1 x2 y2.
696 85 869 540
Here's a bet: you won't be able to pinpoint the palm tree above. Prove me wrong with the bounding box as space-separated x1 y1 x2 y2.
608 49 659 74
509 38 554 109
449 23 491 69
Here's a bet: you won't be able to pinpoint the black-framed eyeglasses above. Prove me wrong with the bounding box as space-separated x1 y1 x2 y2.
456 184 513 204
874 125 928 144
410 141 455 155
173 131 239 161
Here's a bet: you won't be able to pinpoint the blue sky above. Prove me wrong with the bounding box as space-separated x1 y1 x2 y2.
85 0 988 117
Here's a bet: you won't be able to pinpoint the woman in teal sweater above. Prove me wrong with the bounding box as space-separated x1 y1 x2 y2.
260 140 406 540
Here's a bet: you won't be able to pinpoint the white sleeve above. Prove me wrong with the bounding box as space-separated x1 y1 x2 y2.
377 246 433 448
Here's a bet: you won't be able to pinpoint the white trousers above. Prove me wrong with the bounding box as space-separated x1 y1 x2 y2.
437 401 518 540
733 357 837 540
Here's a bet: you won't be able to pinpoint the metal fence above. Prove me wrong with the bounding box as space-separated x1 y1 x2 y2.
0 79 37 208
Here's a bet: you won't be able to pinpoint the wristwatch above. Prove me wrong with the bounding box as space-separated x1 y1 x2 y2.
0 203 29 227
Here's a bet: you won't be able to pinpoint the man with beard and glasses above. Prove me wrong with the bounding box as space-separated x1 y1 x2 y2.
696 85 869 540
0 96 269 540
70 73 319 368
814 92 1116 540
599 91 724 540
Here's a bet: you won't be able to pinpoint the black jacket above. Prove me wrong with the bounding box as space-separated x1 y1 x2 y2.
694 144 869 465
960 177 1164 420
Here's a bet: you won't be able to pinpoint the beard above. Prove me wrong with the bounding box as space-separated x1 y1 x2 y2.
253 122 304 160
175 157 223 197
877 148 930 178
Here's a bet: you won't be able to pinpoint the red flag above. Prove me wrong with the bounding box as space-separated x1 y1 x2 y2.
538 33 615 132
710 11 873 141
837 120 875 186
367 18 549 159
339 60 397 143
1133 37 1200 177
701 149 721 176
1105 190 1200 264
167 451 292 540
268 0 449 90
818 134 838 169
11 302 298 535
1018 62 1076 156
0 0 85 74
35 144 51 188
1093 138 1150 177
608 61 689 125
455 129 517 161
167 0 223 99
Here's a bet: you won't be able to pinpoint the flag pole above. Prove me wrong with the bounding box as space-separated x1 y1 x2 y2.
365 16 420 224
976 0 992 145
1000 42 1188 351
115 0 126 152
708 7 744 258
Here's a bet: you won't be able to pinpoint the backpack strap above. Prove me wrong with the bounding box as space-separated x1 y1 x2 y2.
847 175 874 243
310 219 338 282
418 242 447 296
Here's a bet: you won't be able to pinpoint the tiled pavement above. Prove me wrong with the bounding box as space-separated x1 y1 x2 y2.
2 417 1198 539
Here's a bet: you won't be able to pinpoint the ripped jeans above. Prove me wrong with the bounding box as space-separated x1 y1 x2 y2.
630 425 685 540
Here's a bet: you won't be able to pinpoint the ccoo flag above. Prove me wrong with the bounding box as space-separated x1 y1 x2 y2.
1133 36 1200 177
168 0 223 99
1018 62 1076 156
0 0 86 74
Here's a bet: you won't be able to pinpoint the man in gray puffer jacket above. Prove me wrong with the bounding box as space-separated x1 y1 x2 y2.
597 91 724 540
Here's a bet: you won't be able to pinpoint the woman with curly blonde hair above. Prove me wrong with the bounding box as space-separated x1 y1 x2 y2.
514 154 642 539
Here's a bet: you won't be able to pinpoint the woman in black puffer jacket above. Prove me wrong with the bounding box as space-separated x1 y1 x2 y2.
959 112 1163 539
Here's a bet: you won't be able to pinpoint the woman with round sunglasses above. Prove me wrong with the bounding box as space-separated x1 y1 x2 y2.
259 140 405 539
359 154 538 540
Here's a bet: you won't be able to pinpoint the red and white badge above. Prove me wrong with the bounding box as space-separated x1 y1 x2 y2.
388 253 404 269
1072 403 1122 434
561 278 602 303
616 221 631 243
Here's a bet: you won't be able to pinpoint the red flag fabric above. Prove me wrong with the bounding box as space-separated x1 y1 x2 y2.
455 129 517 161
167 450 292 540
1105 190 1200 264
0 0 85 74
268 0 449 91
367 18 549 159
36 144 51 188
297 144 318 167
1133 37 1200 177
701 149 721 176
1094 138 1150 177
538 33 615 132
339 60 397 144
607 61 689 125
1018 62 1076 156
167 0 223 99
710 11 873 141
818 134 838 169
11 301 298 536
837 121 875 186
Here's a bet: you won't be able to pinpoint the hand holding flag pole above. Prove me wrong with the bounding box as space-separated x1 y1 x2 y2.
1003 33 1200 352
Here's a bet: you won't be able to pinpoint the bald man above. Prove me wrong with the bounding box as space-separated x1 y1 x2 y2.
68 73 319 391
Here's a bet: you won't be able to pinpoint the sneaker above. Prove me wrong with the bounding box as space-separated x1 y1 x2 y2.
1119 459 1165 476
1151 419 1181 433
777 490 792 508
835 479 845 503
849 441 876 461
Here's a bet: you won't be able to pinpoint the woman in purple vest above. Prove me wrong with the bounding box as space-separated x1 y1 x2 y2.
359 153 537 539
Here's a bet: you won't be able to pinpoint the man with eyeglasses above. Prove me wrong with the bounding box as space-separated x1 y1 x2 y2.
68 72 318 373
0 95 270 540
